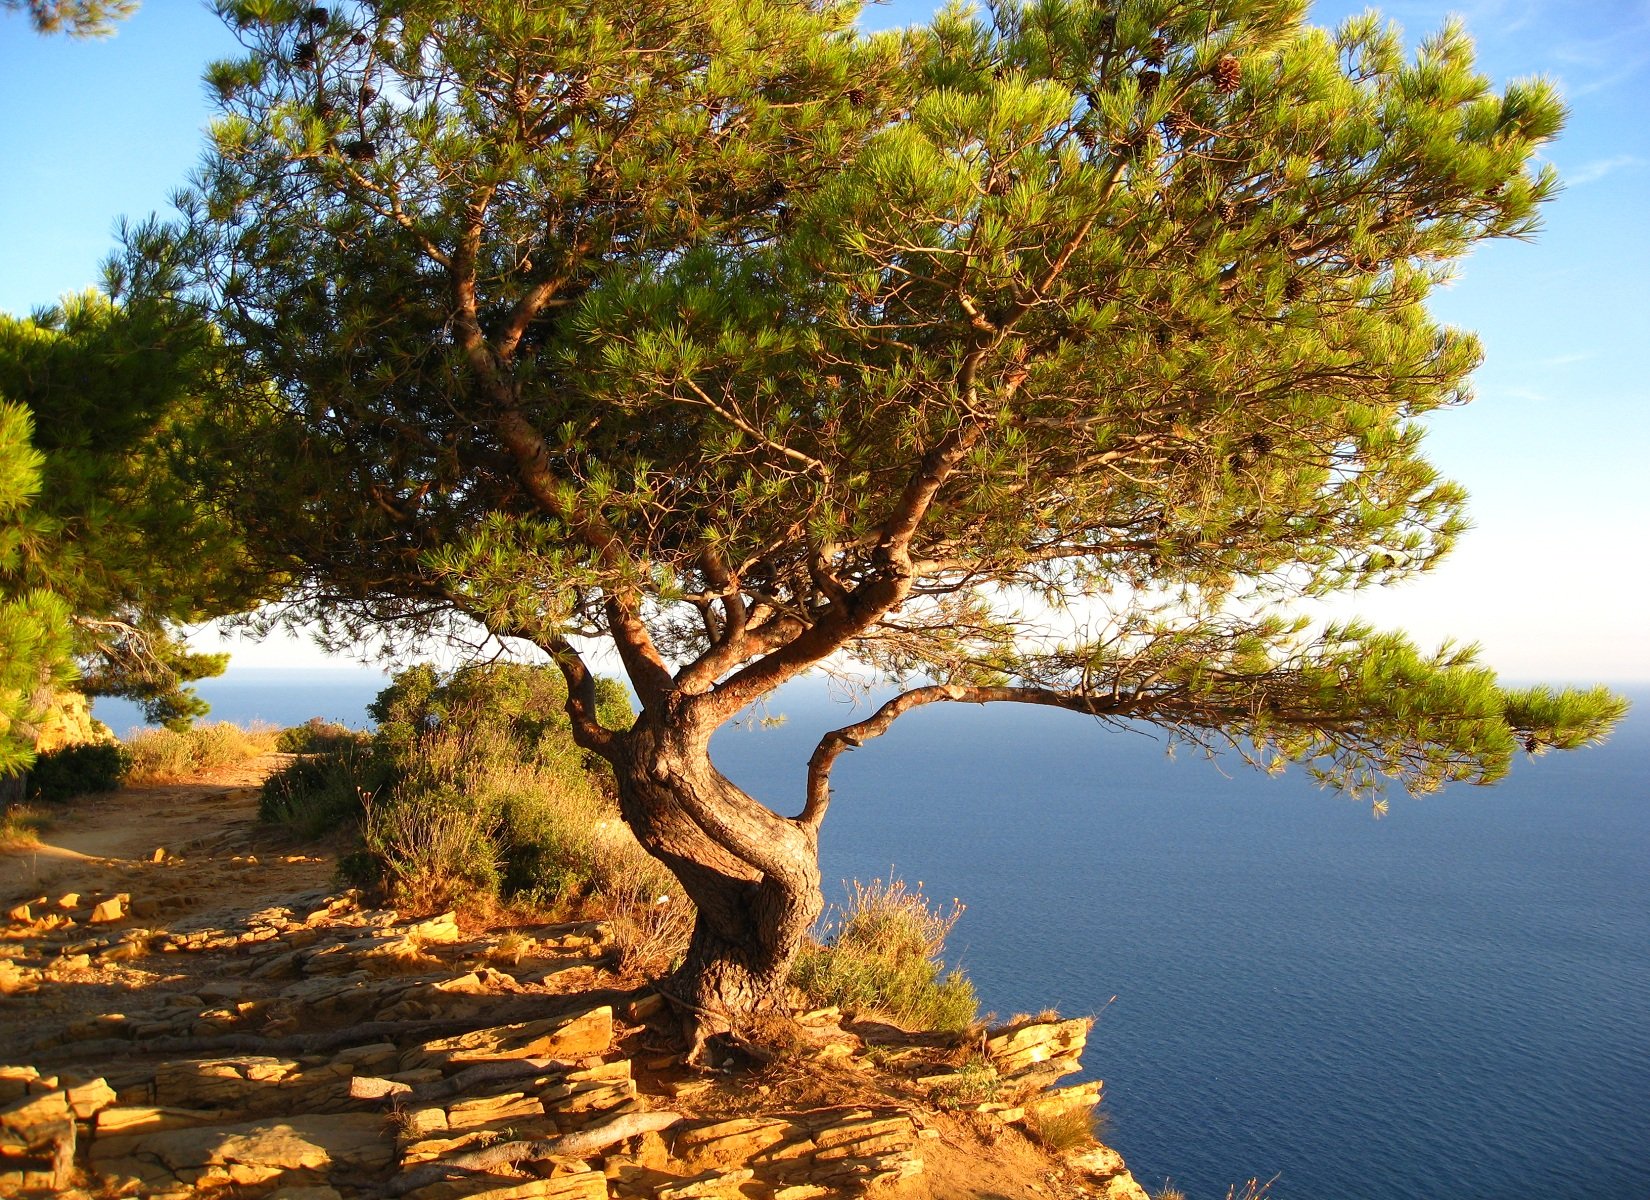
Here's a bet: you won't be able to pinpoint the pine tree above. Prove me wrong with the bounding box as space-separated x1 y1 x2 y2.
0 293 275 746
153 0 1626 1054
0 401 74 778
1 0 137 38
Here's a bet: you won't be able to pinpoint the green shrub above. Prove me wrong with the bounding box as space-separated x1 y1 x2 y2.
260 742 384 839
278 661 659 916
29 741 130 802
791 876 978 1035
125 721 279 784
364 783 503 913
276 717 364 754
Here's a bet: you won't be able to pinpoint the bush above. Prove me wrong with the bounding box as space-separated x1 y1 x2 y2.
364 784 503 913
28 741 130 802
124 722 279 784
271 661 662 917
791 876 978 1034
275 717 364 754
260 742 384 839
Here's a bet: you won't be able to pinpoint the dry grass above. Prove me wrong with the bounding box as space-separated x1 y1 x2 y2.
609 882 695 978
1024 1101 1102 1153
0 803 49 847
124 722 281 784
1152 1185 1189 1200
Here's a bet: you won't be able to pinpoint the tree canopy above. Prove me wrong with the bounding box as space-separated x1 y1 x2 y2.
146 0 1627 1043
0 293 274 753
2 0 138 38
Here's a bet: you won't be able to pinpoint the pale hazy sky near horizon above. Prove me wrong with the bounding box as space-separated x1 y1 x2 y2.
1 0 1646 684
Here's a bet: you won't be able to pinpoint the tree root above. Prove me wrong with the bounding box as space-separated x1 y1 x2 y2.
379 1109 683 1196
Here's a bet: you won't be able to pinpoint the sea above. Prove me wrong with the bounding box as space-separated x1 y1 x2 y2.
94 670 1650 1200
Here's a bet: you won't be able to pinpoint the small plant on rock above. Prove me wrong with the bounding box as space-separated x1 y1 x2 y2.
791 876 977 1035
1026 1101 1104 1153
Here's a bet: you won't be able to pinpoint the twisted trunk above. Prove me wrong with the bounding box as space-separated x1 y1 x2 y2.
611 710 822 1058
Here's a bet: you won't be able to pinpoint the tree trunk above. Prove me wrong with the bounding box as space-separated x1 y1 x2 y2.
611 714 822 1059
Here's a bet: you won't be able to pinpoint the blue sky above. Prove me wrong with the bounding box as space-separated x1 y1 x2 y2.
1 0 1645 682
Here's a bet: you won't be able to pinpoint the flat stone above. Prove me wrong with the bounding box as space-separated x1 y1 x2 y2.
92 1112 393 1191
445 1091 544 1130
674 1117 794 1168
96 1106 235 1134
655 1167 754 1199
404 1169 608 1200
404 1007 612 1071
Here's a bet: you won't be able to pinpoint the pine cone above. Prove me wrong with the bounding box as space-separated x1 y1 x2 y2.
1153 326 1172 348
359 85 378 104
1077 127 1100 150
1162 110 1190 139
1214 54 1241 94
342 139 377 161
350 31 368 48
306 6 329 24
1145 36 1168 66
1099 15 1117 38
565 77 591 106
1216 199 1238 223
1283 275 1305 302
1138 68 1161 95
1248 432 1273 455
844 86 868 108
294 40 317 67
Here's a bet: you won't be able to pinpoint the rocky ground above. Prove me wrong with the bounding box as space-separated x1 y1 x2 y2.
1 759 1151 1200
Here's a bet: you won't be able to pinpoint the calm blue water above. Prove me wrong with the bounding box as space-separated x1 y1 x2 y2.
92 668 391 737
96 671 1650 1199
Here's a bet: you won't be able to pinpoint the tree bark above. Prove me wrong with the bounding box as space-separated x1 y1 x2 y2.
611 708 822 1059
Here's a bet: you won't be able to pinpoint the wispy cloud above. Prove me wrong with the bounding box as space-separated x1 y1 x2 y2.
1561 155 1646 186
1535 352 1595 368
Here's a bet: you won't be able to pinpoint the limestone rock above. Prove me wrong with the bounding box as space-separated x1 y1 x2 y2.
673 1117 793 1169
0 1068 45 1103
63 1077 117 1119
404 1168 607 1200
1071 1144 1127 1178
985 1015 1091 1079
0 959 40 996
0 1089 76 1192
96 1106 235 1135
88 895 129 924
445 1091 544 1130
92 1112 393 1191
404 1007 612 1072
656 1166 754 1198
1096 1169 1152 1200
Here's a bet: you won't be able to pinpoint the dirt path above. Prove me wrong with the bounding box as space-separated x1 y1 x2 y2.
2 755 333 920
